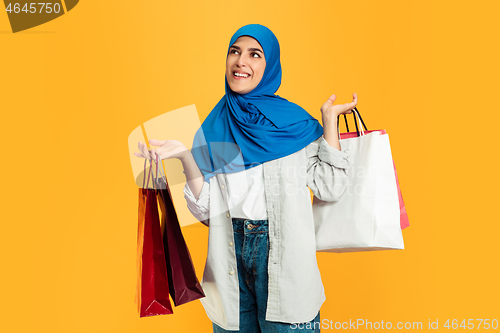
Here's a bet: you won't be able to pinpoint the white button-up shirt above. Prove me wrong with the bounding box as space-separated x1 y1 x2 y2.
183 135 350 330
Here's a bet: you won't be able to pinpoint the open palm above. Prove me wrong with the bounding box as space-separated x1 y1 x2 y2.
320 93 358 118
134 139 188 161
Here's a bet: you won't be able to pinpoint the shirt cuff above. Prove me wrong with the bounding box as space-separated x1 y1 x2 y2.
318 135 350 169
183 181 210 208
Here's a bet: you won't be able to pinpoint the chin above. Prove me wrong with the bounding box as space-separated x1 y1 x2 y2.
229 85 246 94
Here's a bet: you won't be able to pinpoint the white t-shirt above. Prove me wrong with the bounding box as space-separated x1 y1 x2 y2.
224 164 268 220
185 164 268 220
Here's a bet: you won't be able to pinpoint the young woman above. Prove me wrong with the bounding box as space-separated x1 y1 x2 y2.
136 24 357 333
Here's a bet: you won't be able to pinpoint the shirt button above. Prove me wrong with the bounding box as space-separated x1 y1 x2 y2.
229 270 235 275
229 241 234 246
226 212 230 218
221 184 225 189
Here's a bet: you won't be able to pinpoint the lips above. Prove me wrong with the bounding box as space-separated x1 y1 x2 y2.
233 71 251 78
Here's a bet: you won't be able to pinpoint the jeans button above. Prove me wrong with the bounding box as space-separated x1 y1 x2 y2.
247 224 254 230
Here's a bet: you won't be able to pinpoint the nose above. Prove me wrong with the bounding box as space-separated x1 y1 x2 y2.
236 53 249 67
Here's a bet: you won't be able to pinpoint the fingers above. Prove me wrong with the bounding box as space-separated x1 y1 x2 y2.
349 93 357 104
138 141 152 159
326 93 357 107
150 149 161 161
327 94 336 104
344 92 358 114
149 139 167 146
339 100 357 115
134 152 145 158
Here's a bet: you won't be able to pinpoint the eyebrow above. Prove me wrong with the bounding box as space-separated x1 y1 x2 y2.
230 45 263 54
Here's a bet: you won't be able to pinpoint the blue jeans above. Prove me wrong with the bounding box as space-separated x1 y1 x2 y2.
212 218 321 333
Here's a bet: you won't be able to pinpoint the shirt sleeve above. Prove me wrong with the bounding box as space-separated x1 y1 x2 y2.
306 135 350 202
183 181 210 226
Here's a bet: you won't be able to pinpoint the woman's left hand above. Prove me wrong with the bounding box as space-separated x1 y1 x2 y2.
320 93 358 119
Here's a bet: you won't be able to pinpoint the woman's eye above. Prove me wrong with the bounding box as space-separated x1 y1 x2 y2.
229 49 261 58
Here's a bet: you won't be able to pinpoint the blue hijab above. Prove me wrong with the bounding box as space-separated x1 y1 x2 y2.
191 24 323 182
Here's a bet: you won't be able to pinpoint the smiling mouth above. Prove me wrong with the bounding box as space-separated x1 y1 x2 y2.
233 72 250 78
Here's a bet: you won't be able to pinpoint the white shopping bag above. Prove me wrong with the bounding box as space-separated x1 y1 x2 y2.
313 112 404 253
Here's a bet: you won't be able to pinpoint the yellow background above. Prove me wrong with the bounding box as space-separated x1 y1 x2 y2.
1 0 498 332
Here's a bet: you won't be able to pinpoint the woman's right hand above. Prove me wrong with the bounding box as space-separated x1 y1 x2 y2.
134 139 189 162
135 139 204 200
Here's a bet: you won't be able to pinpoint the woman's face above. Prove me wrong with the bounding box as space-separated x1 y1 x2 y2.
226 36 266 94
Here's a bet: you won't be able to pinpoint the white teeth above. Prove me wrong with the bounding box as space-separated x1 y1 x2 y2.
234 72 249 77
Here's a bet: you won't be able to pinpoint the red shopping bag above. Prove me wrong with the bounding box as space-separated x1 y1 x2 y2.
155 165 205 306
338 109 410 230
135 158 173 317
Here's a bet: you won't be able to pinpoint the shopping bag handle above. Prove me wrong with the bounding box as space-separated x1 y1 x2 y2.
153 156 171 205
336 107 368 137
142 159 151 189
154 155 168 191
152 153 169 191
142 154 162 190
